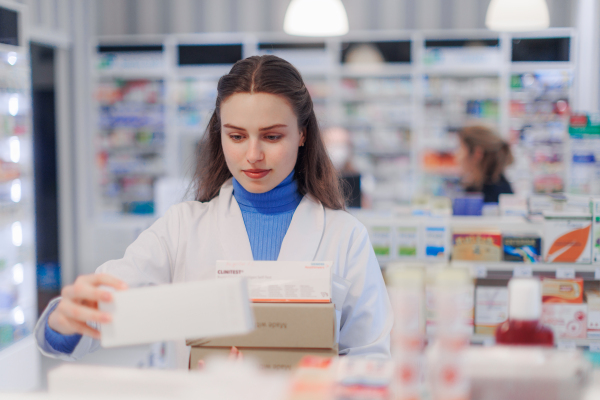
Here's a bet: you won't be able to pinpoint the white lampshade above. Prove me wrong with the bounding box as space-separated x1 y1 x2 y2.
284 0 349 37
486 0 550 31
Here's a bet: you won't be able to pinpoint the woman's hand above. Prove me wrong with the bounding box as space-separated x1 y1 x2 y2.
47 273 128 339
196 347 243 370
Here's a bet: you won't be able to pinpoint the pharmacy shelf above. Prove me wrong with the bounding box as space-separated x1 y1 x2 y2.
449 260 600 281
471 334 600 350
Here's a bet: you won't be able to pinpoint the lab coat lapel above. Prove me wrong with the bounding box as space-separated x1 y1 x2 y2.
217 179 254 260
278 195 325 261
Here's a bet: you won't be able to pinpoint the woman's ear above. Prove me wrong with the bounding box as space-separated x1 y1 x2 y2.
299 129 307 147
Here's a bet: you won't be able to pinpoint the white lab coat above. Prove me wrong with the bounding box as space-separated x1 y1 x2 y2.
34 179 393 368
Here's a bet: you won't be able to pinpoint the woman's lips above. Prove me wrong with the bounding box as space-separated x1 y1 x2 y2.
242 169 271 179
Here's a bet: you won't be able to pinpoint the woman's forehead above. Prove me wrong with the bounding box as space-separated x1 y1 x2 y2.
220 93 297 127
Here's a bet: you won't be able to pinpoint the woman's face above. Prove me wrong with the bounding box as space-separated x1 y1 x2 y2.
456 140 480 185
220 92 305 193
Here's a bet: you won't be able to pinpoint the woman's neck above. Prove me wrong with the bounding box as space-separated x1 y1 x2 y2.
232 171 302 214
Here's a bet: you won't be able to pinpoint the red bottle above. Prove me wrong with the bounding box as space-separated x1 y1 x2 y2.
495 278 554 346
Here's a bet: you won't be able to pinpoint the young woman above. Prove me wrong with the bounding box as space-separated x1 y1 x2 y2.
456 125 514 203
34 55 393 368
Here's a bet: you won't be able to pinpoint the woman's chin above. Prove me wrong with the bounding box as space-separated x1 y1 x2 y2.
237 179 275 194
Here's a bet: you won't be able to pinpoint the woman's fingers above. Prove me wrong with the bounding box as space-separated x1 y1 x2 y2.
58 298 112 324
85 274 128 290
62 284 112 303
229 346 243 361
68 319 101 340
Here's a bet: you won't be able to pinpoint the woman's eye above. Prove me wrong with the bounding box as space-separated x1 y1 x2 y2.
265 135 282 141
229 134 244 141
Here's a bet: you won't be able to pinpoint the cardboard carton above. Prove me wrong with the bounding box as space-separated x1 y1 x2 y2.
187 303 336 349
189 346 338 371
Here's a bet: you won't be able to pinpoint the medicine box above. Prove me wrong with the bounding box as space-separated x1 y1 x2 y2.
452 230 502 262
541 304 587 339
395 225 418 258
542 278 584 304
422 223 449 260
474 286 508 336
369 225 392 260
585 290 600 338
502 235 541 263
216 261 332 303
98 278 254 348
592 198 600 263
543 212 592 263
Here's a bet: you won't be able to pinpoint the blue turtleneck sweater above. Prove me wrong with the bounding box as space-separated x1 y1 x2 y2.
232 170 303 261
45 171 303 354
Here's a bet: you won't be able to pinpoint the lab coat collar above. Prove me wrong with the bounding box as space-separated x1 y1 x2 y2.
217 179 254 260
278 192 325 261
217 179 325 261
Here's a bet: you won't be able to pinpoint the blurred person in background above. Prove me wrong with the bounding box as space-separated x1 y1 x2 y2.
456 125 514 203
323 127 376 208
323 127 362 208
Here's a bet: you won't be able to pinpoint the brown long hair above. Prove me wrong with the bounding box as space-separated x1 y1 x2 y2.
192 55 345 210
458 125 514 186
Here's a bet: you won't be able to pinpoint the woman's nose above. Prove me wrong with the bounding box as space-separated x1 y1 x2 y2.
246 140 264 164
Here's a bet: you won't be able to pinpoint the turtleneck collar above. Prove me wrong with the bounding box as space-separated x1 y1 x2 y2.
232 170 302 214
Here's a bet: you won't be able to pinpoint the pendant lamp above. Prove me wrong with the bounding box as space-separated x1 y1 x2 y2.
486 0 550 31
284 0 349 37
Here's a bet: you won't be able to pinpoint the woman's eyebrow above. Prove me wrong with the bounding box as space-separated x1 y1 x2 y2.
223 124 247 131
259 124 287 131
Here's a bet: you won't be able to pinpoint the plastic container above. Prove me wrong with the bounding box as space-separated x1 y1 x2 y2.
495 278 554 346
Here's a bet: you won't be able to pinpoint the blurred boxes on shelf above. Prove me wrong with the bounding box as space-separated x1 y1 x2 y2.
474 285 508 336
542 278 584 303
452 230 502 262
541 303 587 339
502 234 542 263
544 212 592 263
585 290 600 339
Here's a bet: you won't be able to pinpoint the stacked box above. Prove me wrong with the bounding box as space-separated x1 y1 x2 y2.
189 261 338 370
188 303 337 371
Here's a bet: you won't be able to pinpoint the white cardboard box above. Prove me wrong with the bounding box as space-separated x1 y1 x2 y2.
475 286 509 336
99 278 254 348
541 304 588 339
543 213 592 264
216 261 332 303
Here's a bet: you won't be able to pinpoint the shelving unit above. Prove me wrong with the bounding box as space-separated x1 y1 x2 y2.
0 2 40 391
89 29 575 220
